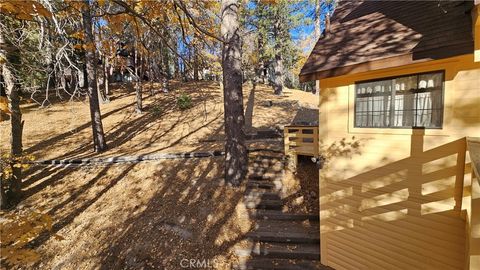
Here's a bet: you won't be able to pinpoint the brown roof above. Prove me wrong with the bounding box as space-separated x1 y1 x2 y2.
299 0 475 82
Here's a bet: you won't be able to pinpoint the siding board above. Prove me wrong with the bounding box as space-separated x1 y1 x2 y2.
318 55 479 269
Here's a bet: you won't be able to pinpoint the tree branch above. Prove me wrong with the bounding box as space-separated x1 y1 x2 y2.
112 0 193 69
173 1 224 43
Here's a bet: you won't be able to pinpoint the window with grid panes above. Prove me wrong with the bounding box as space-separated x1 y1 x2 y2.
354 71 444 128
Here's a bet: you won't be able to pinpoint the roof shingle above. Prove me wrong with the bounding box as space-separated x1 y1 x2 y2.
299 0 475 82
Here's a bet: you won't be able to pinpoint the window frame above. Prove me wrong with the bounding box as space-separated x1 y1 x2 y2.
353 70 445 129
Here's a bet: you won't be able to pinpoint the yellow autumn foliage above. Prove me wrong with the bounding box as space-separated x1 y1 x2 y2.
0 153 35 180
0 0 52 21
0 211 53 267
0 96 11 115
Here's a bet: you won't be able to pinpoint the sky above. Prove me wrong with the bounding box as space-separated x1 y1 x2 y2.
241 0 336 54
290 1 336 53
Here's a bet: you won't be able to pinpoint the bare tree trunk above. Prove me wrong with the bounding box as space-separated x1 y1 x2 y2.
0 72 7 208
193 35 199 81
0 179 6 209
82 62 88 89
0 30 23 203
315 0 321 38
82 1 107 152
221 0 248 186
173 39 180 79
272 19 284 96
161 24 171 79
161 76 169 93
104 56 110 97
193 51 199 81
163 50 170 79
134 40 142 113
149 54 156 95
272 54 283 95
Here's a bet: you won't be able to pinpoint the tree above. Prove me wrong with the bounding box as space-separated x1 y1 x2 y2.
0 0 54 206
134 37 143 113
244 1 305 94
312 0 335 94
221 0 248 186
81 0 107 152
0 29 23 202
313 0 321 95
271 6 285 95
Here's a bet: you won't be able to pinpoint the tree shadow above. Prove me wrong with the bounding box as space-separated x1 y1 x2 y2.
245 84 255 132
94 156 248 269
21 117 253 269
29 164 136 250
20 82 224 200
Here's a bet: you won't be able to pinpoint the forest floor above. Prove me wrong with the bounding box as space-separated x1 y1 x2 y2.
0 81 319 269
1 81 318 160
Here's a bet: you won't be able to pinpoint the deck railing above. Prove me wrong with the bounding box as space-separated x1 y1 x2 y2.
466 137 480 270
467 137 480 185
284 125 318 168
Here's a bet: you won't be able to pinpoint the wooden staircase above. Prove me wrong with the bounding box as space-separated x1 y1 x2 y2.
234 154 332 270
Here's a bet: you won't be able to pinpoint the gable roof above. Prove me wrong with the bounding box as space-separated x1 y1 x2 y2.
299 0 475 82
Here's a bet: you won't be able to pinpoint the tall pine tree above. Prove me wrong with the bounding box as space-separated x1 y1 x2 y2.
221 0 248 186
246 0 304 95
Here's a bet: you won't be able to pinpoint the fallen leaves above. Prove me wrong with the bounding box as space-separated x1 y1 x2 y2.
0 211 53 267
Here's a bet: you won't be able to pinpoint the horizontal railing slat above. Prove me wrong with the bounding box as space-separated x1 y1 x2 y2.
284 125 318 157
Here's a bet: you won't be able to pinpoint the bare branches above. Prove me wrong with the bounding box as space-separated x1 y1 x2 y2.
112 0 194 69
173 0 224 43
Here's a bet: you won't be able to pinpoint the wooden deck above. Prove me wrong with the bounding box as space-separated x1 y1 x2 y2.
284 125 318 168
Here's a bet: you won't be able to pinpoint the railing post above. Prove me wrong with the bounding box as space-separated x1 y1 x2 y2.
284 127 290 154
283 125 319 170
466 137 480 270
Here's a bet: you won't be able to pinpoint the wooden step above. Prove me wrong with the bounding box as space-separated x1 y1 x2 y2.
246 181 278 190
246 231 320 244
248 172 283 180
249 161 285 168
252 220 319 235
248 174 276 181
250 210 319 222
239 243 320 260
250 154 285 161
249 163 284 170
235 258 331 270
245 199 283 210
244 191 281 201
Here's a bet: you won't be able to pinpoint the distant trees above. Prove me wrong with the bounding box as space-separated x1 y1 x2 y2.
244 0 308 95
270 2 288 95
0 1 53 207
0 0 332 193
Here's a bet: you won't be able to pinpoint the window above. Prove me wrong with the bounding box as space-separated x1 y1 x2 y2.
354 71 444 128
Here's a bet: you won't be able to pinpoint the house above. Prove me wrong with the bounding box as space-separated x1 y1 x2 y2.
298 1 480 269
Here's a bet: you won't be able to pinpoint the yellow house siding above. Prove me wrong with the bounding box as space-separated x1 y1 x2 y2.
318 55 480 269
